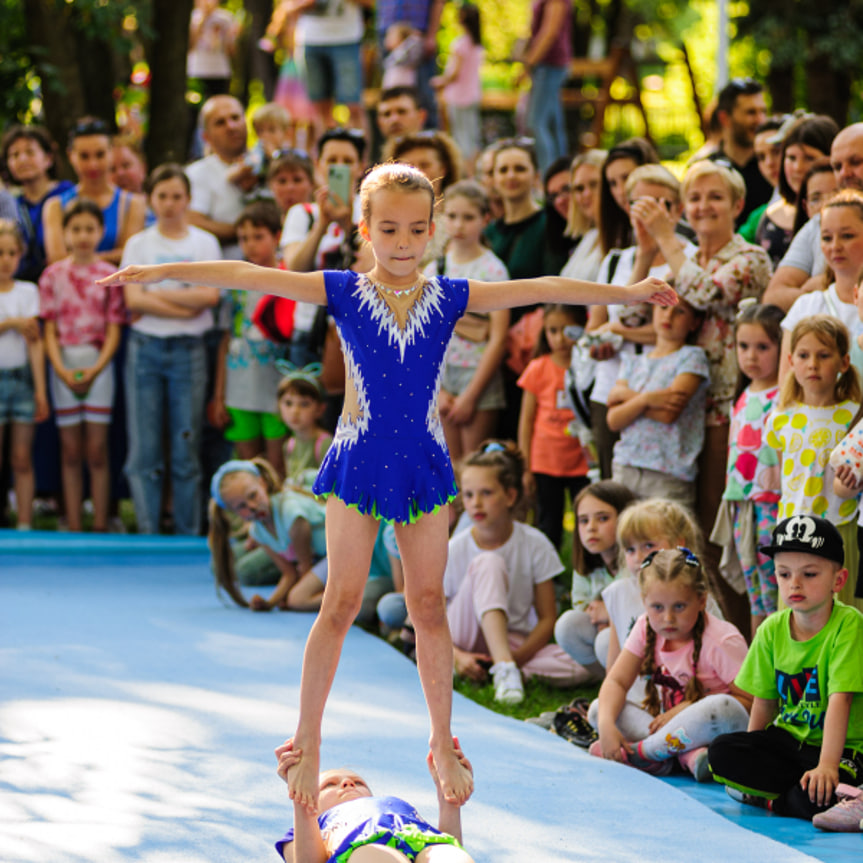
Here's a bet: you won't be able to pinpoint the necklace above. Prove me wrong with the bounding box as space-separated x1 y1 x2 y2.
371 275 425 297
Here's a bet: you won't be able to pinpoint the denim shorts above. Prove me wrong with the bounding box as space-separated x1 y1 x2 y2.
0 365 35 424
300 42 362 104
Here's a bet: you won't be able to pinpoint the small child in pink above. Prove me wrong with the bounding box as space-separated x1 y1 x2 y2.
593 547 751 781
39 200 124 532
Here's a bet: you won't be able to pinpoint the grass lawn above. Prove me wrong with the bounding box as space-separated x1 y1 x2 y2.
454 674 599 722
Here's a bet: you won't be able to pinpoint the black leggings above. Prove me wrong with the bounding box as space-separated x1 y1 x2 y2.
533 473 589 550
709 725 863 820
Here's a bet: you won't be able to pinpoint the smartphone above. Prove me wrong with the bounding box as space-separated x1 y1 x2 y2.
328 164 352 207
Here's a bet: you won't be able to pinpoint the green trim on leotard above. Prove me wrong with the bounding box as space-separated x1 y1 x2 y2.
316 485 458 525
332 822 462 862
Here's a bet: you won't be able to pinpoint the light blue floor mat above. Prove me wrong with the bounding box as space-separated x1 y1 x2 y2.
1 532 859 862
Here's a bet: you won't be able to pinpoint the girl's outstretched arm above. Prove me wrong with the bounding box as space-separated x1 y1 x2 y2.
98 261 328 306
465 275 676 314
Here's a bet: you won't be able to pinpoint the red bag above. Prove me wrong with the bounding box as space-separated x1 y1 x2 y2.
252 294 296 343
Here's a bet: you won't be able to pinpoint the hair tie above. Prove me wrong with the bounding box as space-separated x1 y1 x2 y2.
639 549 661 570
736 297 757 320
210 459 261 508
676 545 700 566
483 441 506 453
276 360 324 394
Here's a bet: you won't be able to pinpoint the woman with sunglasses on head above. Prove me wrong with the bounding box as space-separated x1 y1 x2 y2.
43 118 146 266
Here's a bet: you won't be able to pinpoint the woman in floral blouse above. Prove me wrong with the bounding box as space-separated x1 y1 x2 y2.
626 159 772 628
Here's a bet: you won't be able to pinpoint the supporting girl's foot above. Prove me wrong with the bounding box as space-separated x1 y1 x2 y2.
431 740 474 805
285 737 321 814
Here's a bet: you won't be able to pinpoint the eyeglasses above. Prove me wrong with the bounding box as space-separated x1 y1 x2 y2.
548 185 571 201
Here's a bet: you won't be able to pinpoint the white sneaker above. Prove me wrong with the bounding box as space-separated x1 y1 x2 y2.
491 661 524 705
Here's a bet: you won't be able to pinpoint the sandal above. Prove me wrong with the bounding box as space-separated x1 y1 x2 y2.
552 705 598 748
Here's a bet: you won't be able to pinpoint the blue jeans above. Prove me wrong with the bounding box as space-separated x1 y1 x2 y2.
526 64 569 173
124 331 206 535
376 591 408 630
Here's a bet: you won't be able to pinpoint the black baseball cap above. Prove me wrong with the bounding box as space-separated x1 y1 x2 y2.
760 515 845 566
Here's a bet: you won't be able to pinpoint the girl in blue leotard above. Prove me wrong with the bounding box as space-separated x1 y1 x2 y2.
101 162 677 816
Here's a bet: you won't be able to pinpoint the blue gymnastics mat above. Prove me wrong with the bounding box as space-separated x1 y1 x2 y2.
0 532 859 862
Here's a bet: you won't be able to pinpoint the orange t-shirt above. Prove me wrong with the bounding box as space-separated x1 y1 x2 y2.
518 354 588 477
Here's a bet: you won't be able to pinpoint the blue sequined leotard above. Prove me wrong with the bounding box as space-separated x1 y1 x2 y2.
313 270 469 523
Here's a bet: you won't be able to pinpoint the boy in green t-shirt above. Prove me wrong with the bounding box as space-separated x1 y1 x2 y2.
708 515 863 826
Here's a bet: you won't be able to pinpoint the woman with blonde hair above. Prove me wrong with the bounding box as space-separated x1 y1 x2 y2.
560 149 606 281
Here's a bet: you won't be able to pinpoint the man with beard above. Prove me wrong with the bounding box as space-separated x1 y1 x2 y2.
708 77 770 227
764 122 863 310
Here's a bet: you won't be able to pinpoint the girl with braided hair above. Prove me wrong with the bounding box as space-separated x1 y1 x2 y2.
593 547 752 781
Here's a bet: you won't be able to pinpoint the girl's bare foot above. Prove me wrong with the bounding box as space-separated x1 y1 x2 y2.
431 741 473 805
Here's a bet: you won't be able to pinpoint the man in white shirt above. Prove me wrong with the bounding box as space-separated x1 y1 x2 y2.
186 94 247 260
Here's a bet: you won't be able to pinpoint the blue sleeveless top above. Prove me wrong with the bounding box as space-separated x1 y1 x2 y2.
14 180 74 282
60 185 129 253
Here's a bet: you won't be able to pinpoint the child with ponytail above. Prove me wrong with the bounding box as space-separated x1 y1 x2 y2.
593 548 751 780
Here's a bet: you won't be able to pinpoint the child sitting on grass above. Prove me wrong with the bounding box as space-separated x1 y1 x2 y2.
447 441 593 705
709 515 863 826
593 547 750 781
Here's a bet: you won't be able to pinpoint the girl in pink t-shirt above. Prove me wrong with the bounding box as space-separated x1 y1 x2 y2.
593 548 751 781
39 200 124 532
518 303 589 549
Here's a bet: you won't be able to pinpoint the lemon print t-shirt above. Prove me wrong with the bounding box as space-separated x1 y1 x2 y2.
766 400 860 525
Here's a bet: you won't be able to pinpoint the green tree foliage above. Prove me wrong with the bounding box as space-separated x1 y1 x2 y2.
736 0 863 121
1 0 144 126
0 0 194 171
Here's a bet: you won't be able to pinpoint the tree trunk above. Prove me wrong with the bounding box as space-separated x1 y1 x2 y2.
22 0 87 175
243 0 277 101
766 63 794 115
74 27 122 125
146 0 194 167
805 54 850 125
